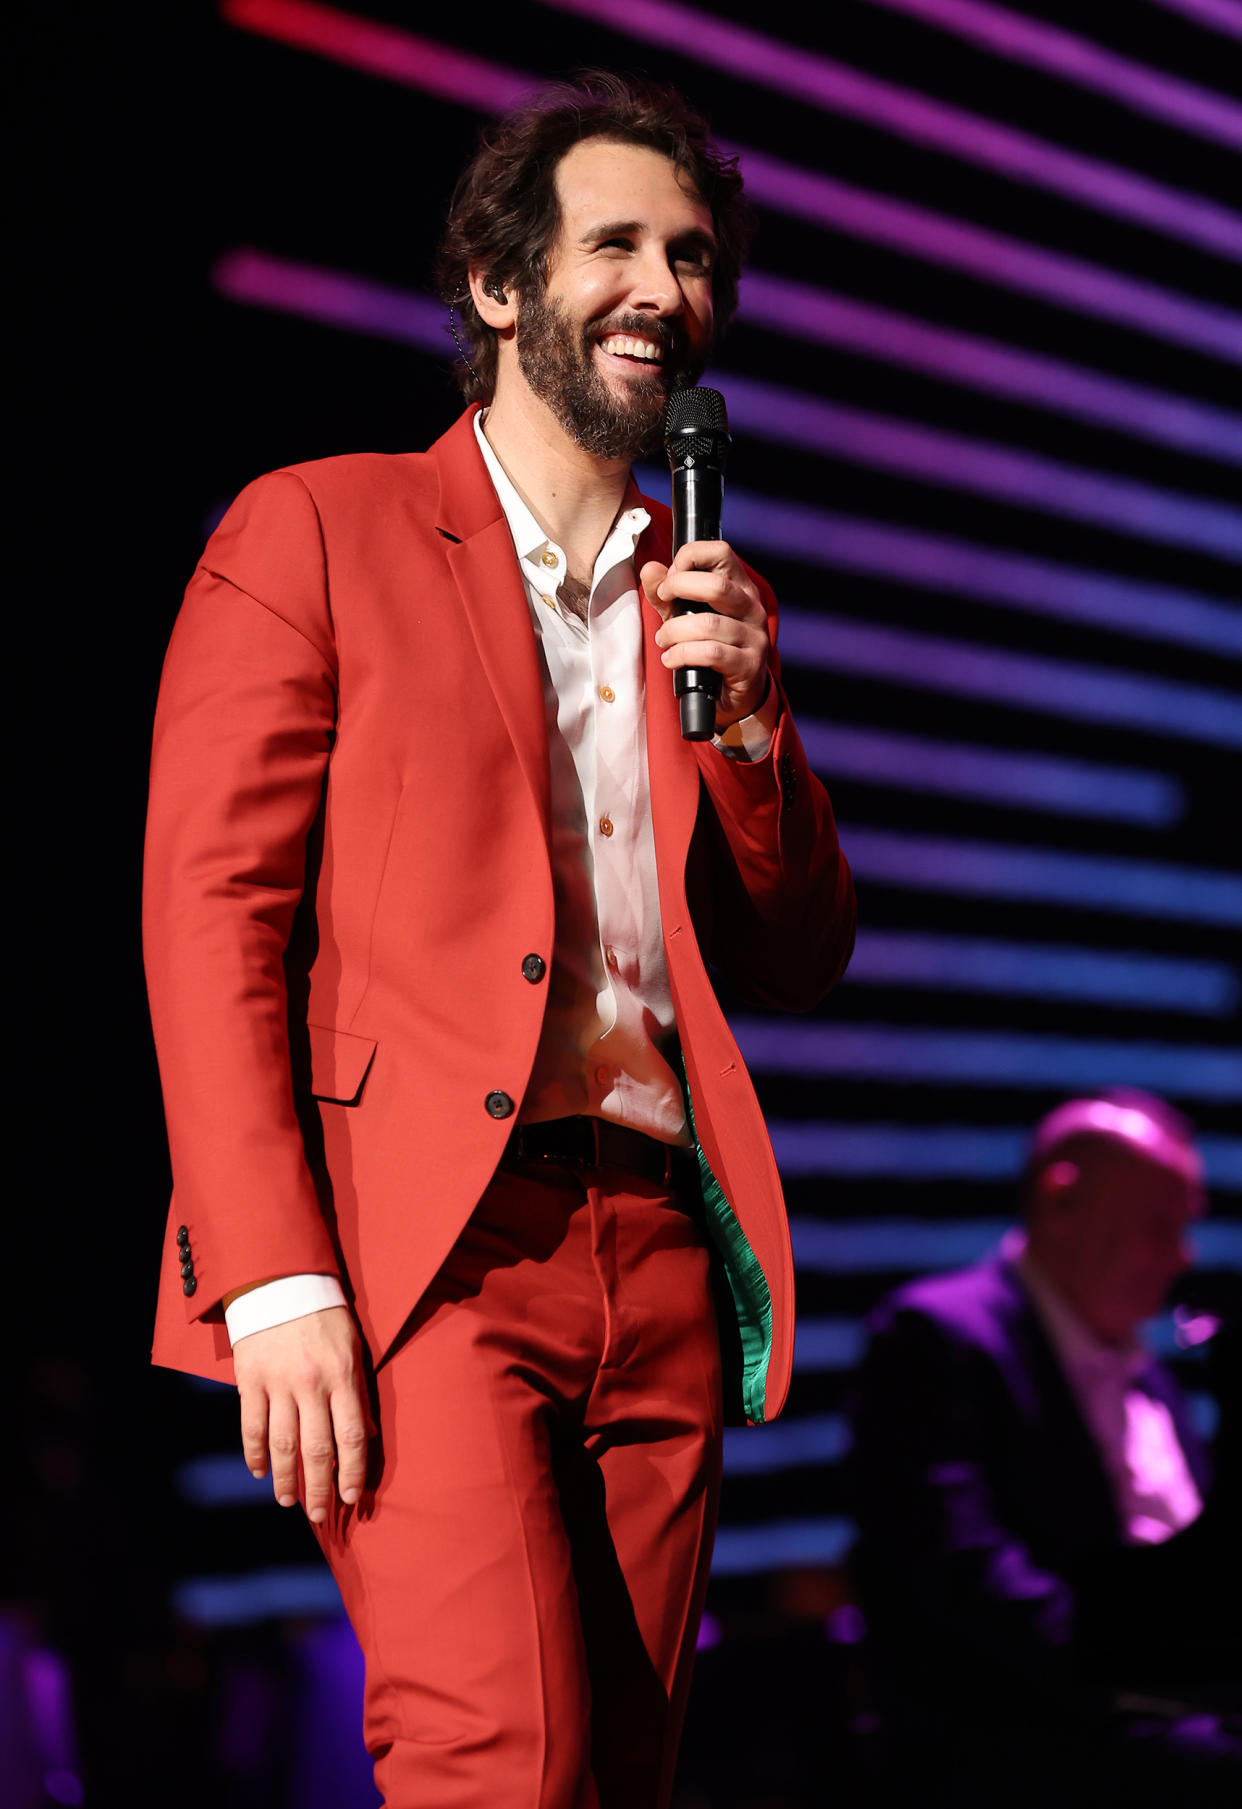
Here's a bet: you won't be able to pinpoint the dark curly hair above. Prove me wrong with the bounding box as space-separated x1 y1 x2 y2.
435 70 753 402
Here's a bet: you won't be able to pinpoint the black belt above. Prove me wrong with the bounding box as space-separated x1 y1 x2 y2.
502 1116 695 1186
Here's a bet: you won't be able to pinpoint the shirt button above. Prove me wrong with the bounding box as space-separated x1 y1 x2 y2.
595 1066 609 1086
540 550 558 569
598 684 615 703
540 593 555 608
605 947 619 970
599 816 614 837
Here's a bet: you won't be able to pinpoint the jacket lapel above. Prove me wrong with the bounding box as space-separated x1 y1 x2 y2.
433 408 551 844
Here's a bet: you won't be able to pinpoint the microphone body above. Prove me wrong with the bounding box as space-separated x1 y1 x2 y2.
664 388 731 741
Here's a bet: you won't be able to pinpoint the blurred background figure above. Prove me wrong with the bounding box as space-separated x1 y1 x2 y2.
849 1089 1241 1808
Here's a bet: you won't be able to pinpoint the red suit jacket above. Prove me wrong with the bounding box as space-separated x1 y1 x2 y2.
144 406 855 1423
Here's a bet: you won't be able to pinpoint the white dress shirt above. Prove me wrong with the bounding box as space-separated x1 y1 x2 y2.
224 417 777 1346
1009 1231 1203 1545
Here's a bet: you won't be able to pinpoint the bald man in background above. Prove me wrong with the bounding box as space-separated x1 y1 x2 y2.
849 1090 1240 1808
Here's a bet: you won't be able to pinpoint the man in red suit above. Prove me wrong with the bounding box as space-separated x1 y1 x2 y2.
144 71 854 1807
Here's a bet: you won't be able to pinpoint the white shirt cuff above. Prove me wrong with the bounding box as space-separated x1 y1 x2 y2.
713 674 781 762
223 1273 348 1346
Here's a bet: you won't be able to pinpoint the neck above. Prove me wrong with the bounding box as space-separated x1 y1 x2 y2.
1022 1238 1133 1349
480 386 631 586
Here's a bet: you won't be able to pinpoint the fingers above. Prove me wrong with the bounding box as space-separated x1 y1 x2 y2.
239 1382 370 1521
240 1387 272 1481
233 1308 372 1521
297 1395 338 1525
264 1393 302 1508
331 1383 371 1507
643 546 763 624
639 559 671 616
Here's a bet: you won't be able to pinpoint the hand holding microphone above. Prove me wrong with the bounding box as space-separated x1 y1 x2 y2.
640 387 772 742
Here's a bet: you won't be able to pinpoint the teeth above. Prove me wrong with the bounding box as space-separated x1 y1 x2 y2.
601 335 663 362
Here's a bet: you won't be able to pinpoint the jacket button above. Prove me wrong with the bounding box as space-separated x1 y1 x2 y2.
183 1276 198 1297
180 1259 195 1280
176 1226 189 1245
485 1090 515 1119
521 954 546 983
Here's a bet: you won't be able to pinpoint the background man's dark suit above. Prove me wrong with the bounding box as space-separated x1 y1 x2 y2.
849 1253 1226 1808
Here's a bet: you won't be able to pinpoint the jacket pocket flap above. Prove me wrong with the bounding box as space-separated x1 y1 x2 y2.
305 1023 377 1104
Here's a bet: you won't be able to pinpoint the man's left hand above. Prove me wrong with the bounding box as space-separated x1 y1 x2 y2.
641 542 771 731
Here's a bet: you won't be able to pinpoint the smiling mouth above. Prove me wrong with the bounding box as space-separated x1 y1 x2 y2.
597 333 666 367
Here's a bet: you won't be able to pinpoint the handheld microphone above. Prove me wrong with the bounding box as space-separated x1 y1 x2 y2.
664 387 731 742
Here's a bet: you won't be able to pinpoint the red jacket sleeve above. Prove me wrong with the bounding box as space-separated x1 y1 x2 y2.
690 567 855 1012
143 471 342 1318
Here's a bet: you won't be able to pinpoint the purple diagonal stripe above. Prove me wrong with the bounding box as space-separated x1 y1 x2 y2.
717 373 1242 561
733 1021 1242 1096
797 719 1182 825
840 931 1239 1014
536 0 1242 260
212 246 450 349
1141 0 1242 45
777 611 1242 745
864 0 1242 150
733 148 1242 367
740 272 1242 467
834 824 1242 925
775 610 1242 748
719 493 1242 662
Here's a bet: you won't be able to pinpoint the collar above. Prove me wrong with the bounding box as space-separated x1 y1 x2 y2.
473 410 650 585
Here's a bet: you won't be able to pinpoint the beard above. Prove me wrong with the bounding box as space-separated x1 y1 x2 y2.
515 289 706 461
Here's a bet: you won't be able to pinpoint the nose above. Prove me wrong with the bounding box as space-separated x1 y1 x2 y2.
628 245 686 317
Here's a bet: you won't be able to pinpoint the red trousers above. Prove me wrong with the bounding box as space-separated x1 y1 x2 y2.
312 1157 724 1808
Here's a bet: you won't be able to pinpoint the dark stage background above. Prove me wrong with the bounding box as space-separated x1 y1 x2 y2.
14 2 1241 1804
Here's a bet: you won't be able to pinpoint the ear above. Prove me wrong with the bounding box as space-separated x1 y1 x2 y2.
468 268 517 330
1036 1160 1079 1217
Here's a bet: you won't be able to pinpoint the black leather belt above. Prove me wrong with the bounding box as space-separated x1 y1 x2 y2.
502 1116 694 1186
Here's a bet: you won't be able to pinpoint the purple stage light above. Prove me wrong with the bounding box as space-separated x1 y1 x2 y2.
738 273 1242 469
536 0 1242 261
212 248 450 351
772 1123 1242 1185
731 146 1242 367
711 1518 856 1574
723 1413 851 1474
792 1317 866 1370
789 1215 1242 1270
1141 0 1242 45
796 719 1183 826
716 372 1242 560
863 0 1242 150
777 611 1242 749
835 822 1242 923
733 1021 1242 1096
839 931 1238 1015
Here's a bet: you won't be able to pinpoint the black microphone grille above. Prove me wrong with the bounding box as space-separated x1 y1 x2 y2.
665 386 729 437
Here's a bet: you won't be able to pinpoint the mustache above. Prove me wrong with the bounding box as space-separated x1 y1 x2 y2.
590 314 685 358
